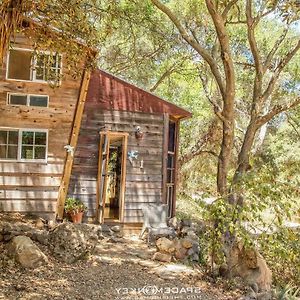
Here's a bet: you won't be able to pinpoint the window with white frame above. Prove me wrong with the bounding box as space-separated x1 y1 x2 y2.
0 129 48 162
8 93 49 107
7 49 62 83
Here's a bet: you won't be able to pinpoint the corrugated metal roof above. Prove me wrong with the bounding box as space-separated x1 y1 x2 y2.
86 69 192 119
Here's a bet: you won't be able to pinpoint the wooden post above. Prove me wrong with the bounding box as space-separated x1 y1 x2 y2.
55 70 91 220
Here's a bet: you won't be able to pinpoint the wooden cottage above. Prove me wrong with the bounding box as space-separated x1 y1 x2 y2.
67 69 191 225
0 32 191 226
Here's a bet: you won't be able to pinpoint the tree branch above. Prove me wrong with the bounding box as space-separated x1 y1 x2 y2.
222 0 239 19
256 97 300 127
151 0 226 100
261 39 300 102
264 28 289 72
246 0 263 102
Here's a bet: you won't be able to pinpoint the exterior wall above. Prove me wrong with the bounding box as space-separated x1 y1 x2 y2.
0 34 83 219
68 108 164 223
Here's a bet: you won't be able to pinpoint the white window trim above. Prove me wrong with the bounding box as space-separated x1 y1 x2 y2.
0 127 48 163
7 93 49 108
5 47 63 85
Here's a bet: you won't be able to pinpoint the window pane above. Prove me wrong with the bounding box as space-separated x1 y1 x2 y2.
29 96 48 107
8 131 18 145
167 155 174 168
8 50 32 80
167 170 174 183
168 122 176 152
0 131 7 144
0 145 7 158
34 146 46 159
22 131 34 145
9 94 27 105
35 67 45 80
35 132 47 145
21 146 33 159
7 146 18 159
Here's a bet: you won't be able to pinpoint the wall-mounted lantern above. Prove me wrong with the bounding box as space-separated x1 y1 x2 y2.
135 126 144 140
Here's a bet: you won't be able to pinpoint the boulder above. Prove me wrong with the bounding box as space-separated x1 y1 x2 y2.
174 243 187 260
156 237 175 254
152 252 172 263
35 218 45 230
168 217 181 230
228 244 272 292
181 238 193 249
48 223 98 263
8 236 48 268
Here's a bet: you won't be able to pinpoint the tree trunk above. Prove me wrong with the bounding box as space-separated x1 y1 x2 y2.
217 108 235 195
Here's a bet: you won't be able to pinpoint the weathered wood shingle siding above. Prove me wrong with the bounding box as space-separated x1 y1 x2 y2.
68 108 164 223
0 34 82 218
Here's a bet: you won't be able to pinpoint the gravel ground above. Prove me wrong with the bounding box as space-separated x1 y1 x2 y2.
0 214 242 300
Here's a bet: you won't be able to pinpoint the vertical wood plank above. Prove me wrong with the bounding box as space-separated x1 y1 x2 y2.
55 70 91 219
119 134 128 223
95 133 104 223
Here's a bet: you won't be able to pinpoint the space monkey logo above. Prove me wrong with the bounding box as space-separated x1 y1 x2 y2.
115 285 203 299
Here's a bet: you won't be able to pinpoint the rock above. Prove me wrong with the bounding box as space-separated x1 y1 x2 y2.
156 237 175 254
181 226 195 236
181 238 193 249
228 243 272 292
47 220 56 230
110 225 121 232
174 246 187 260
257 291 272 300
190 253 199 262
0 234 3 242
35 218 45 230
152 252 172 263
32 231 49 245
48 223 98 263
168 217 180 230
100 224 113 236
182 219 192 227
8 236 48 268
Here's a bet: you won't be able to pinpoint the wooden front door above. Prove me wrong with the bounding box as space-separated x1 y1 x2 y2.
96 132 128 223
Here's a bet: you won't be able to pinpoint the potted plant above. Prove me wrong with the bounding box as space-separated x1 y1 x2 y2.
64 197 87 223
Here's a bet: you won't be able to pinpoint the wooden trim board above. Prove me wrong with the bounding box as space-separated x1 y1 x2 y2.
55 70 91 220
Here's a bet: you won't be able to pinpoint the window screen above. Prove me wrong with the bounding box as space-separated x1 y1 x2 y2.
7 50 32 80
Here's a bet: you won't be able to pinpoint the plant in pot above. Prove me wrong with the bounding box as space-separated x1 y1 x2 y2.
64 197 87 223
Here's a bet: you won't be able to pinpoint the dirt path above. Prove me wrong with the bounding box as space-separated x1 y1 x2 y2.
0 235 242 300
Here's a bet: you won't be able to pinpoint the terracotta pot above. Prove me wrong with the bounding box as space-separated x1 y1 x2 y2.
69 211 84 223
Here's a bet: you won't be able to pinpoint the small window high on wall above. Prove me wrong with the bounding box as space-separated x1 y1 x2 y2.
7 49 62 83
8 93 49 107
